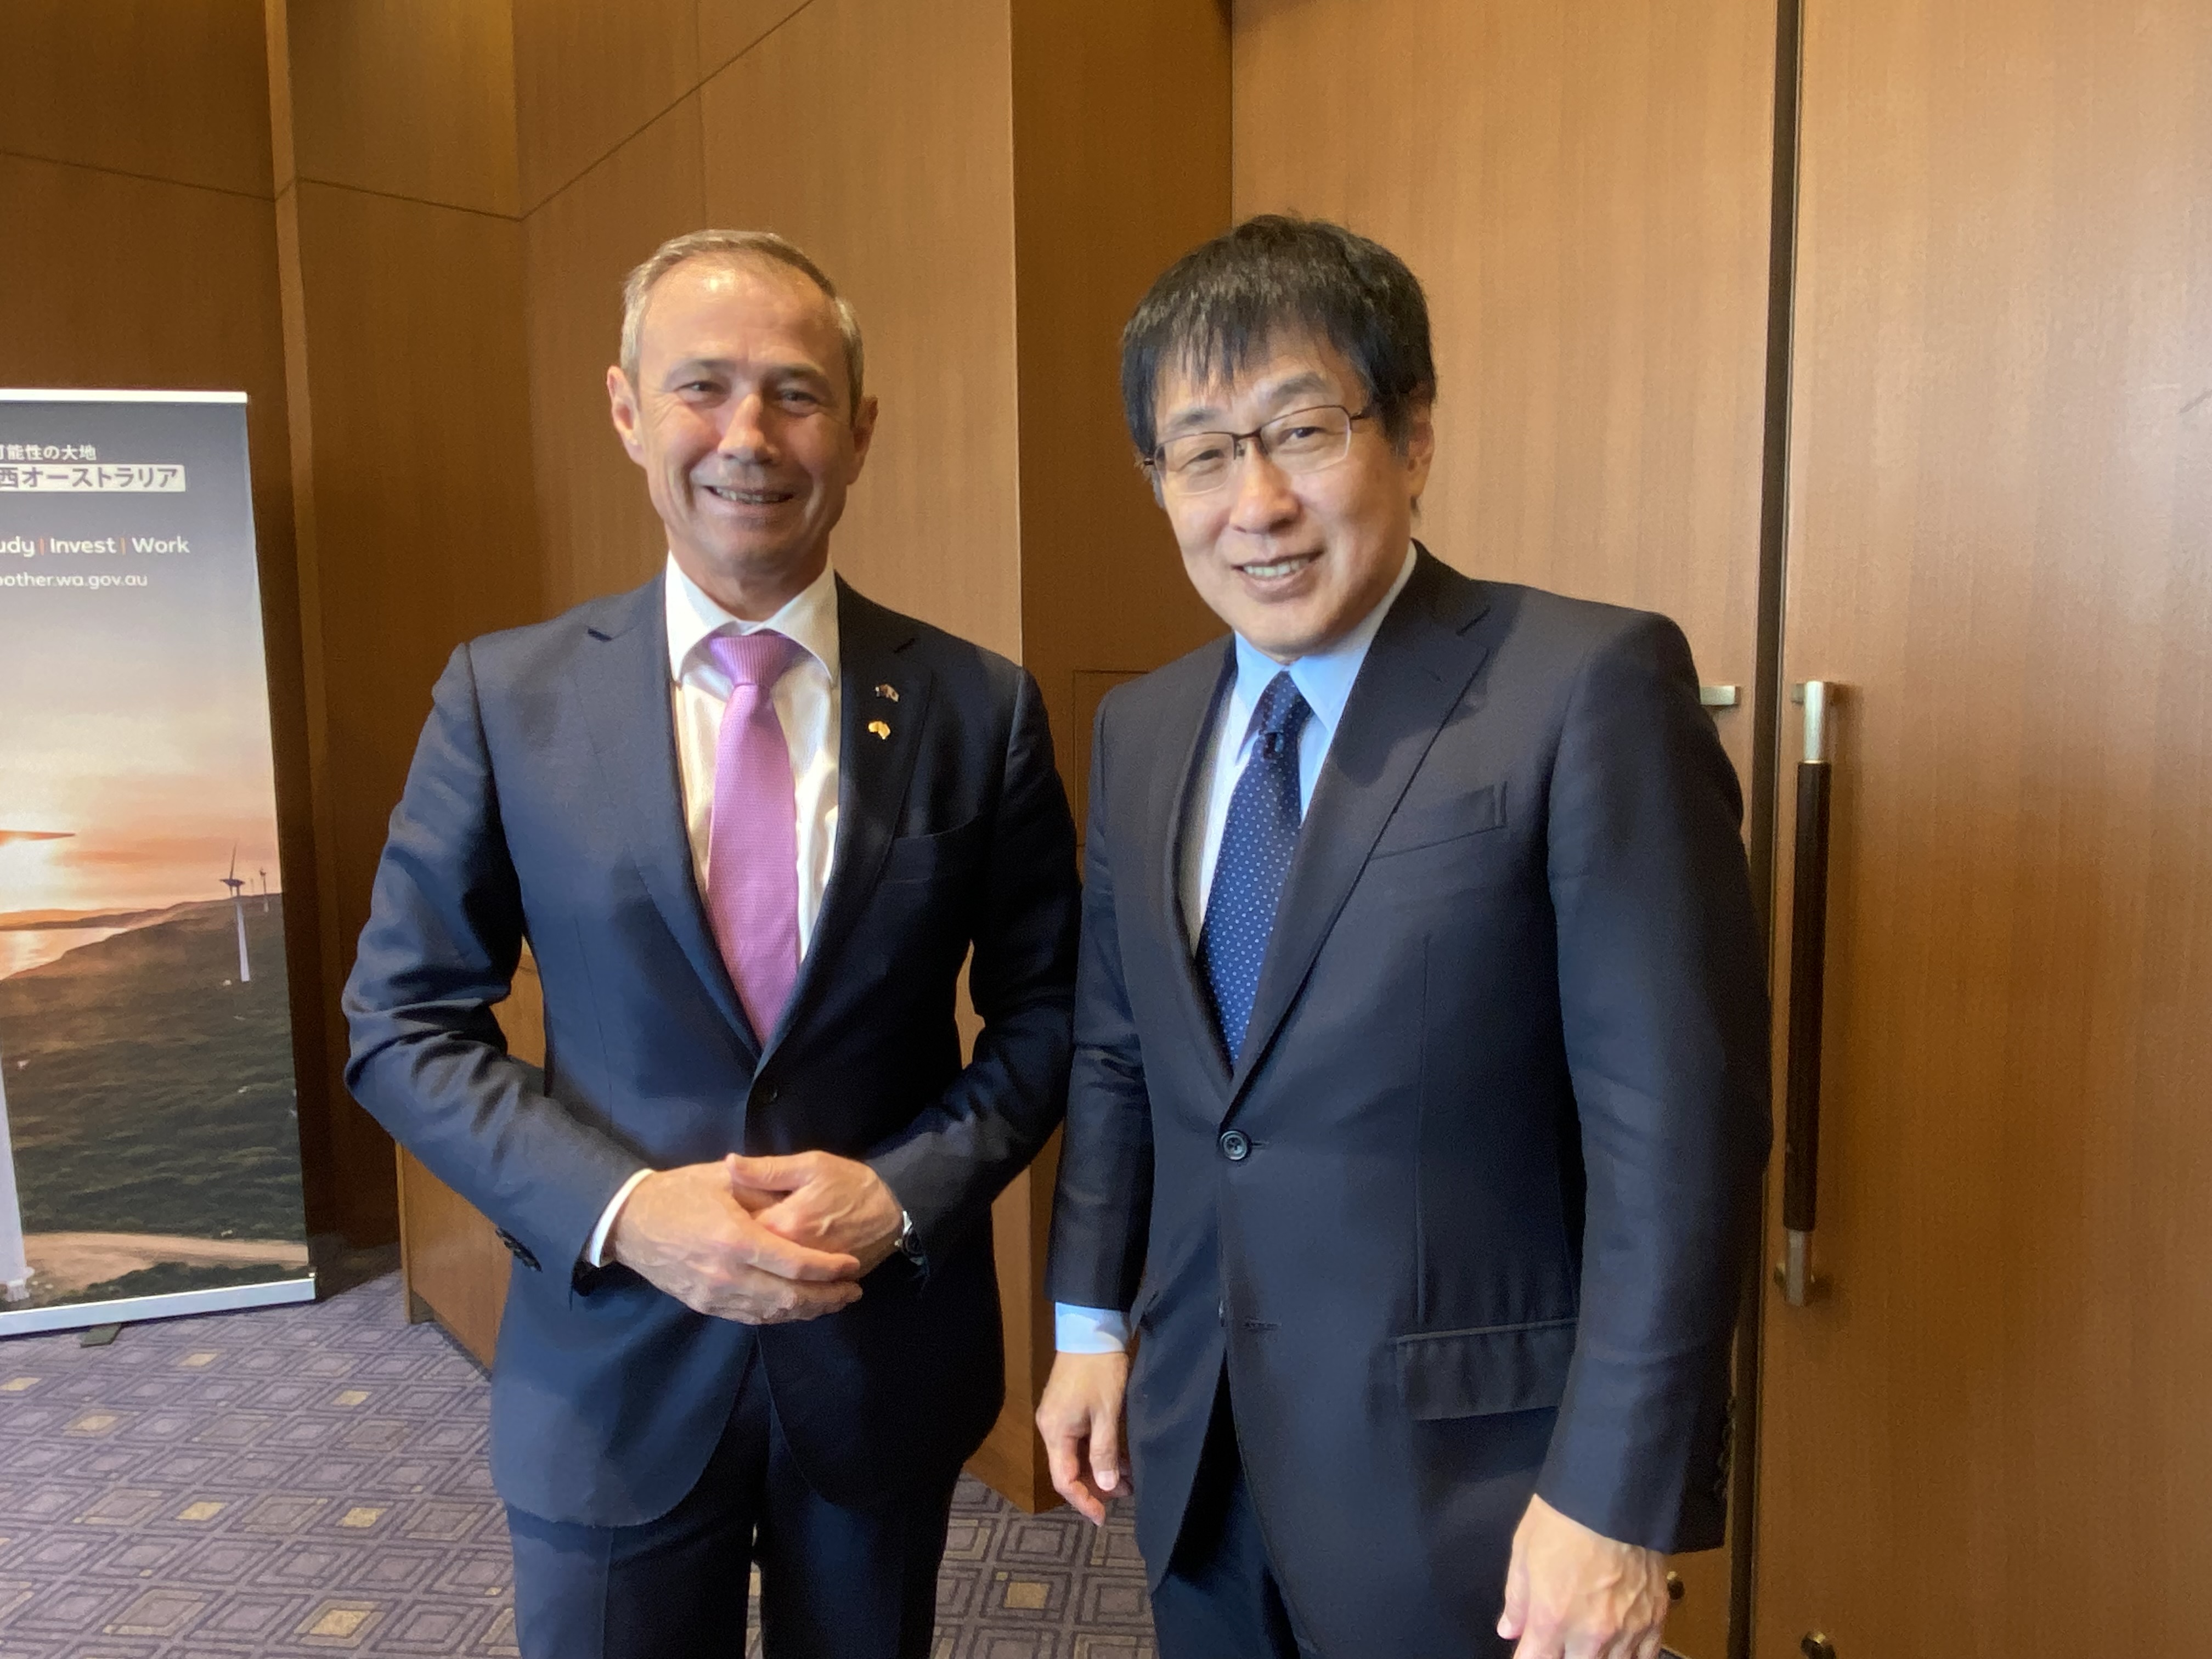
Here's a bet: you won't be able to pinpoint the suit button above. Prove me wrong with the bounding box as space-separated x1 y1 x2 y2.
760 1085 780 1105
1218 1129 1250 1161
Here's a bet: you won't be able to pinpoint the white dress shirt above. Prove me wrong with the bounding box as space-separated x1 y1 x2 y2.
584 553 844 1267
1055 545 1418 1353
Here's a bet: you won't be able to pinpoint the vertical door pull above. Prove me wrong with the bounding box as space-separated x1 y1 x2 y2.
1779 681 1840 1306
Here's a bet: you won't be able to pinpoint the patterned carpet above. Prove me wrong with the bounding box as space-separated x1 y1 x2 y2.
0 1259 1154 1658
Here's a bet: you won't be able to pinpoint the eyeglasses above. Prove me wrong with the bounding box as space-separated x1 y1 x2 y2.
1146 403 1378 496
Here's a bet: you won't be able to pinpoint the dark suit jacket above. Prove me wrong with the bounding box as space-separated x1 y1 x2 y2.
1048 550 1770 1655
345 573 1079 1527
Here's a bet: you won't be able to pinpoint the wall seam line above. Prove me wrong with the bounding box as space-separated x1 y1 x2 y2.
698 0 819 92
0 147 275 204
290 175 521 224
520 87 698 219
518 0 823 220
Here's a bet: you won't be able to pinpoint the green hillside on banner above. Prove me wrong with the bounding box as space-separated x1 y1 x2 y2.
0 899 304 1244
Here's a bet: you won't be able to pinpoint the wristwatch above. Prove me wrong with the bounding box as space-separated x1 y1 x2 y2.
895 1209 927 1266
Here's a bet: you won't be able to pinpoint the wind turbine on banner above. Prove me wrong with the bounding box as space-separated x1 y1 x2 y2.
0 827 73 1304
258 867 269 915
222 846 251 985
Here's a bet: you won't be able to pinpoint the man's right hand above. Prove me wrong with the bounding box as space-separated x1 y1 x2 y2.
1036 1350 1132 1525
608 1155 864 1324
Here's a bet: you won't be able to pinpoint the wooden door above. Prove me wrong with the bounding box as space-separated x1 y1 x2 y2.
1754 0 2212 1651
1234 3 1780 1649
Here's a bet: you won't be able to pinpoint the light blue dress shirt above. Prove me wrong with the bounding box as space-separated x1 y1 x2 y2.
1056 546 1417 1355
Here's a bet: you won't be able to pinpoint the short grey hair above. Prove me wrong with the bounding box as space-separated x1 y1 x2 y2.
618 229 866 416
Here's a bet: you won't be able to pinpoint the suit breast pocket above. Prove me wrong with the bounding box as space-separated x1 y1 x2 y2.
878 814 987 887
1370 781 1507 860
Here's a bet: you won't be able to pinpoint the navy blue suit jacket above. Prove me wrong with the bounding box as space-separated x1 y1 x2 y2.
1047 551 1770 1655
345 574 1079 1526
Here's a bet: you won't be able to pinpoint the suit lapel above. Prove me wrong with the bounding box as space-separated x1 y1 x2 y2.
758 578 931 1070
1153 644 1238 1098
574 575 759 1065
1227 551 1496 1107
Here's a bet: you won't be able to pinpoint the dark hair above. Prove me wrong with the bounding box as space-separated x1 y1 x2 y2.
1119 215 1436 461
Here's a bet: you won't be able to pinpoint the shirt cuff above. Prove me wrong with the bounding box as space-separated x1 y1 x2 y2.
1055 1303 1132 1353
585 1169 654 1268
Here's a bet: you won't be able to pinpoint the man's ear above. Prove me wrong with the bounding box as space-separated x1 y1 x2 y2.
607 365 646 464
1401 396 1437 498
847 393 881 476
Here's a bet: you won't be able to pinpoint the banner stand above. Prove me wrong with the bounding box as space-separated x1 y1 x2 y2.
1 390 315 1338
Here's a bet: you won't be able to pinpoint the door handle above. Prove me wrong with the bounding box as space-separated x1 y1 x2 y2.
1778 681 1841 1306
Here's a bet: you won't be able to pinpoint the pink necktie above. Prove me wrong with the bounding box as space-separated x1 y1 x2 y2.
706 629 806 1043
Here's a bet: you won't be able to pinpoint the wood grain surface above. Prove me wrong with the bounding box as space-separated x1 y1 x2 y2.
524 94 707 615
0 0 276 198
512 0 701 213
1755 0 2212 1651
285 0 522 216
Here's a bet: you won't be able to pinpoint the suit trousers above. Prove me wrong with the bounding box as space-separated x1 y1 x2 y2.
506 1346 957 1659
1149 1370 1311 1659
1149 1368 1541 1659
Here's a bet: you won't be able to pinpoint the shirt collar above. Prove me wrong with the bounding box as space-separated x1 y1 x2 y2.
1228 543 1418 746
664 552 840 689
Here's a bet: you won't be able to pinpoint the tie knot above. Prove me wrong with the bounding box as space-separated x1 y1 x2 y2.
708 628 805 690
1251 671 1311 746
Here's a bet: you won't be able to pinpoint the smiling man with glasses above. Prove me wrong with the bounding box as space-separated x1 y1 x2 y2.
1038 216 1771 1659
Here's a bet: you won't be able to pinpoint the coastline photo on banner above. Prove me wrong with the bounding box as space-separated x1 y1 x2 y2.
0 390 312 1337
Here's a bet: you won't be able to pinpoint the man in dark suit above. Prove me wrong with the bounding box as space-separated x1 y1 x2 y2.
345 229 1079 1659
1038 217 1770 1659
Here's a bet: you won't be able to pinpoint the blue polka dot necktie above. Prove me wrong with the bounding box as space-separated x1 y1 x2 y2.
1198 671 1313 1063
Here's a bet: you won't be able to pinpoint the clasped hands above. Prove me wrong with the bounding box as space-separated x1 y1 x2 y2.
606 1150 905 1325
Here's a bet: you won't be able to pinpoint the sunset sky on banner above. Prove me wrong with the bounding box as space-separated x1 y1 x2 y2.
0 397 281 922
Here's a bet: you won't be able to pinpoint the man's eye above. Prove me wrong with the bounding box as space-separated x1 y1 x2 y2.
778 389 822 409
1177 442 1230 470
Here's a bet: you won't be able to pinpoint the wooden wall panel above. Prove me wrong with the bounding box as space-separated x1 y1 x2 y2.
696 0 812 77
0 0 275 196
525 96 706 615
284 182 543 1238
1233 0 1774 793
513 0 699 212
698 0 1022 660
285 0 522 215
1011 0 1231 783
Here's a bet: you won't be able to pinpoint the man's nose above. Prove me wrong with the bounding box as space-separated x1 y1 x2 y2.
718 393 774 460
1225 443 1300 532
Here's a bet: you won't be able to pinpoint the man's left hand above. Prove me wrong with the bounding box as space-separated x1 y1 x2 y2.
731 1152 906 1274
1497 1493 1671 1659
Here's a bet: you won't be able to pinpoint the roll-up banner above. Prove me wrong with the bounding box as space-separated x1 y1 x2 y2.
0 390 313 1336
